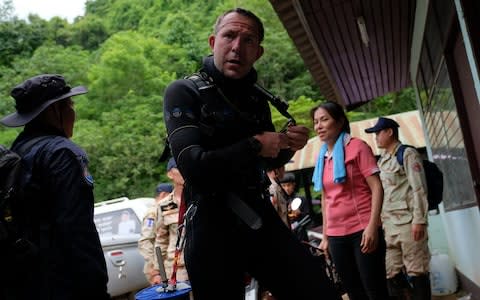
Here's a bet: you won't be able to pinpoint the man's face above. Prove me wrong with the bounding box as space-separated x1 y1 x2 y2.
167 168 185 186
156 191 170 201
45 98 75 138
375 128 393 149
281 182 296 196
209 12 264 79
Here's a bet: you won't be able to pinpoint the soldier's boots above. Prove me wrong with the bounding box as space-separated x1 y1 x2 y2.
410 274 431 300
387 272 411 300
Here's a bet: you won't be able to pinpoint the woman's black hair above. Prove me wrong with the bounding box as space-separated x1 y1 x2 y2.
310 101 351 133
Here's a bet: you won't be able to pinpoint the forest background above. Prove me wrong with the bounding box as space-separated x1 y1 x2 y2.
0 0 416 201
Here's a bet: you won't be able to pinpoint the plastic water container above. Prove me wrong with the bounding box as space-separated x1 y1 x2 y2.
429 252 458 296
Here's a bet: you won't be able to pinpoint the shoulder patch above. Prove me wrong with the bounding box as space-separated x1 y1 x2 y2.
412 162 422 172
145 218 155 228
84 166 94 186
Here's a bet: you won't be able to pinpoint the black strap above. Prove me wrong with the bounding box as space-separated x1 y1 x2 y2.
189 72 296 126
14 135 53 156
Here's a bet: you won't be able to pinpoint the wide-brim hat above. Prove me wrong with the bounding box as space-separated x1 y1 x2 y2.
364 117 399 133
0 74 87 127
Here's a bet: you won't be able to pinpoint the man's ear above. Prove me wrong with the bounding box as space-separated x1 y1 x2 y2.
387 128 394 137
208 35 216 51
256 45 264 60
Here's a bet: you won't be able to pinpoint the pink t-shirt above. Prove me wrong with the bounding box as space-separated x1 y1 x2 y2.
322 137 379 236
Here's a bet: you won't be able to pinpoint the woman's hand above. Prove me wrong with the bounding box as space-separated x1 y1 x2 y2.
360 224 378 253
319 236 330 259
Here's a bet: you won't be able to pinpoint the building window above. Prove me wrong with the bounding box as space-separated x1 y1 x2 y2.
415 6 478 211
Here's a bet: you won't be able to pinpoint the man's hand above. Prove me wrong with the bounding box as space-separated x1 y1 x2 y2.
254 132 290 158
150 274 162 285
412 223 427 241
285 125 309 151
149 269 162 285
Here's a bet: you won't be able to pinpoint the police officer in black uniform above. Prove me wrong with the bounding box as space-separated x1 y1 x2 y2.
164 8 339 300
0 74 109 300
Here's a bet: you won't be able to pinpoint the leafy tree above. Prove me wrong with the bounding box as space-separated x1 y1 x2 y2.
0 43 90 118
0 18 48 67
0 0 13 21
352 88 417 118
86 31 181 110
85 0 114 16
46 17 72 46
70 15 110 50
76 93 169 201
106 0 151 32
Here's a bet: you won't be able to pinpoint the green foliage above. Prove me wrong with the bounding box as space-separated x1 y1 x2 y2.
107 0 150 32
70 15 110 50
0 0 13 21
0 18 48 67
0 43 90 117
351 88 417 118
75 93 168 201
87 31 179 109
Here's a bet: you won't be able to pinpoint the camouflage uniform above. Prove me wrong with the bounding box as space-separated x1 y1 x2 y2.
138 203 159 282
378 143 430 278
154 193 188 281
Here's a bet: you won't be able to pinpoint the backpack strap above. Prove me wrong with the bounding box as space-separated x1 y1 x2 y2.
13 135 54 157
395 144 412 166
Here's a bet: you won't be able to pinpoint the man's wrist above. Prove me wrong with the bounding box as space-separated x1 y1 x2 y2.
248 136 262 154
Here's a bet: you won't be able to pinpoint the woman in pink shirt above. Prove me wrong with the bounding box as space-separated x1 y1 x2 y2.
311 102 388 300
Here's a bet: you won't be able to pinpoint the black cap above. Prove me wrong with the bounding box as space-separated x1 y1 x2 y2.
155 183 173 195
279 172 295 184
166 157 177 171
0 74 87 127
364 117 399 133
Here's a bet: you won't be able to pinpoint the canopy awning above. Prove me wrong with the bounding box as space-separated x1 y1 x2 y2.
286 110 425 171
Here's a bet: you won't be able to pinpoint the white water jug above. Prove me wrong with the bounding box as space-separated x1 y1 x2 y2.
429 252 458 296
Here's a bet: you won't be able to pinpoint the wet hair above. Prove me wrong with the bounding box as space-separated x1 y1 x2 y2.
310 101 351 134
214 7 265 43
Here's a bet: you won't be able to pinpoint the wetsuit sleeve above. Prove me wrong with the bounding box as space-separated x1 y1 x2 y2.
164 79 289 190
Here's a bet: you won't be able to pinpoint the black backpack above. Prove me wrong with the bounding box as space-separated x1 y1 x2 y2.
396 145 444 211
0 136 50 259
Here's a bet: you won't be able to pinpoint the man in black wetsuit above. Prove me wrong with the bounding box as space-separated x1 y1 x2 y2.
164 8 339 300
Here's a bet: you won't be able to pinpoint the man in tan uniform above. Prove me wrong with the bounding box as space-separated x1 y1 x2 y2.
138 182 172 284
365 117 431 300
154 158 188 282
138 157 187 284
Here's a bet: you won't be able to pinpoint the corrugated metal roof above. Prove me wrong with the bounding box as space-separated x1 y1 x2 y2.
285 110 425 171
269 0 415 110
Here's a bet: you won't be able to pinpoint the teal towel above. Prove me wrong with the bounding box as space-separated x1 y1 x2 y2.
312 131 347 192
